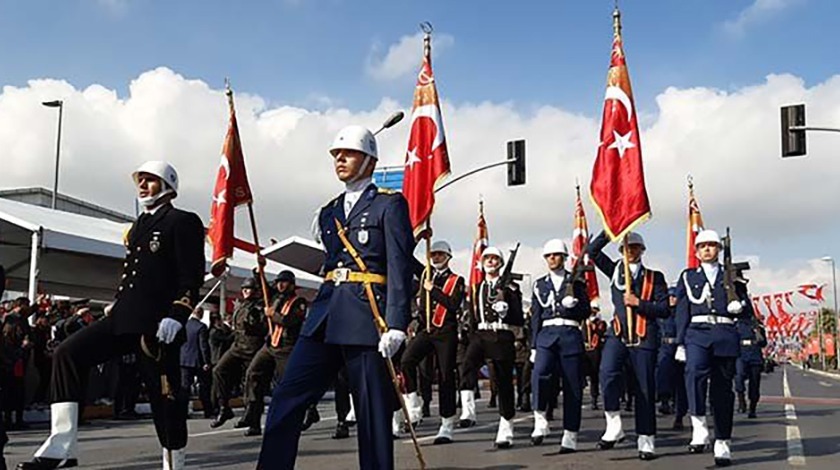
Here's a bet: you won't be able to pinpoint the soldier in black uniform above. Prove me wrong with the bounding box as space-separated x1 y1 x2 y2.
457 246 524 448
210 277 267 428
582 306 607 410
400 240 465 444
239 271 308 436
18 161 205 470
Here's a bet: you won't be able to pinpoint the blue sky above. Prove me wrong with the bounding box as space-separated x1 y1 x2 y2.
0 0 833 115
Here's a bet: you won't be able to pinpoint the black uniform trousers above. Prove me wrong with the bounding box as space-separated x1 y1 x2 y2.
582 349 601 401
180 366 212 417
115 355 141 415
599 337 657 436
735 358 761 406
401 326 458 418
458 330 516 420
258 335 396 470
211 343 259 407
51 316 187 449
243 345 291 425
334 366 352 421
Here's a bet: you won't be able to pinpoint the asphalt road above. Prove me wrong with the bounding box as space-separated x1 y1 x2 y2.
5 365 839 469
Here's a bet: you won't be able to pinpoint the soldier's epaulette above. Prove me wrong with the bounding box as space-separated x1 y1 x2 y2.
122 226 131 247
322 194 343 212
377 187 398 195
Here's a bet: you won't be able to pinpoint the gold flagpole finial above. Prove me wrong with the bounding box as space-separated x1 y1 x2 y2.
687 174 694 192
224 78 235 112
420 21 433 59
612 2 622 38
575 177 581 195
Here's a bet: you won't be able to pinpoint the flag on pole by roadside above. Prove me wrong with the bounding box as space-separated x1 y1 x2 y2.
468 200 489 301
571 185 600 308
686 179 705 269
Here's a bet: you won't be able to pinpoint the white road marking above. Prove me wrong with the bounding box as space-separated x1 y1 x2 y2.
783 368 807 466
818 381 833 387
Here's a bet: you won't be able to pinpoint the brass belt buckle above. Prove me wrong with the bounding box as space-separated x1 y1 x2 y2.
333 268 350 285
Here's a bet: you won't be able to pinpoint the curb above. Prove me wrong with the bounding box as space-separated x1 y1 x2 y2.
793 363 840 381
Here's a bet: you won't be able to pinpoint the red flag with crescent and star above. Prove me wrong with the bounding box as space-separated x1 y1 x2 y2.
685 182 705 269
590 9 651 241
402 35 451 237
571 186 600 308
468 200 489 302
207 96 253 277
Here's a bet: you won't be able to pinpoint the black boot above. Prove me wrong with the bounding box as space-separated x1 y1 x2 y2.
422 401 431 419
210 406 234 429
488 393 497 409
16 458 78 469
748 401 757 419
519 393 532 412
737 393 747 414
545 407 554 422
591 396 600 411
301 404 321 431
658 398 673 415
331 421 350 439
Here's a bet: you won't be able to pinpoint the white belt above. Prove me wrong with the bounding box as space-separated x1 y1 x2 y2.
477 322 511 331
741 339 754 346
542 318 580 328
691 315 735 325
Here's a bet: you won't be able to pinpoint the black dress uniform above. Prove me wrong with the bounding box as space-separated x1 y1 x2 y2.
241 289 308 434
211 283 266 426
400 267 464 432
582 313 607 410
735 297 766 419
21 203 205 469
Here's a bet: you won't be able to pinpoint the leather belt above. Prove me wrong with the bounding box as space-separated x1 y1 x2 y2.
477 322 511 331
542 318 580 328
691 315 734 325
661 337 677 345
325 268 387 285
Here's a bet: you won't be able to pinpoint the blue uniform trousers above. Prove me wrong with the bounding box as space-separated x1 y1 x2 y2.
257 335 395 470
656 343 688 418
531 327 583 432
735 357 762 405
599 336 657 435
685 342 736 440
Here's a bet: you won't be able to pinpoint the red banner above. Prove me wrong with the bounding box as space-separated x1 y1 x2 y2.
207 96 253 277
571 187 600 307
590 10 651 241
685 184 705 269
402 35 451 237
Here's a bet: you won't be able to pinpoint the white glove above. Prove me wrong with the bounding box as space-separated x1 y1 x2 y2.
156 318 183 344
103 303 114 316
675 345 686 363
727 301 744 315
561 296 578 309
529 349 537 363
378 329 407 358
492 301 509 314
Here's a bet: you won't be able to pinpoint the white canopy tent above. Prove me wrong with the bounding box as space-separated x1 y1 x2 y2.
0 198 323 306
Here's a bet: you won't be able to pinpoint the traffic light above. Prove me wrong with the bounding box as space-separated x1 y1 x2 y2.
507 139 526 186
781 104 806 158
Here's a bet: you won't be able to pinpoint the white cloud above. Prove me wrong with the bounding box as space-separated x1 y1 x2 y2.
366 32 454 82
722 0 803 36
1 67 839 299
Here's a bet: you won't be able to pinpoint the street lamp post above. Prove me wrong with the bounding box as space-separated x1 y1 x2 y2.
42 100 64 210
821 256 839 370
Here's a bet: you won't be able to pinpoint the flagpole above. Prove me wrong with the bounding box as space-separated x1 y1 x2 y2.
623 237 634 344
226 80 274 330
422 25 434 334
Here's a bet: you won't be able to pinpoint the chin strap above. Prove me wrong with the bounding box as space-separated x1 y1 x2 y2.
348 155 373 184
138 188 175 209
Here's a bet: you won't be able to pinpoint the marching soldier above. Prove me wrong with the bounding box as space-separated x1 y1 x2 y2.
257 125 414 470
656 288 688 430
400 240 465 445
457 247 524 448
675 229 753 467
209 278 267 428
735 278 766 419
18 161 205 470
514 317 532 413
239 271 308 436
589 230 669 461
582 305 607 410
529 239 590 452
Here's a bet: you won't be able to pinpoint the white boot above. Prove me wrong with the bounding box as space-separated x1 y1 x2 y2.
459 390 476 427
345 396 356 424
402 391 423 425
714 439 732 464
392 410 402 438
494 417 514 449
34 402 79 461
530 410 550 445
162 448 186 470
689 415 710 448
637 435 656 460
560 430 578 452
598 410 625 446
433 416 456 445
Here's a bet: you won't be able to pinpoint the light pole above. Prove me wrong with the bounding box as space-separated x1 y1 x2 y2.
821 256 839 369
42 100 64 210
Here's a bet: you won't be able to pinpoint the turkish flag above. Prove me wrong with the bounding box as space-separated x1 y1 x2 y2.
685 187 705 269
207 100 253 277
571 188 600 307
590 14 651 241
402 41 451 237
468 201 489 301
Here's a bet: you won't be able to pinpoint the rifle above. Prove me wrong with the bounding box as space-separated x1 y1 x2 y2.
722 227 739 305
496 242 521 292
565 238 594 298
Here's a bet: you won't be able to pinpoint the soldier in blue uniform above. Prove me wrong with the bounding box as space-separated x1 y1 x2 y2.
734 273 766 419
528 239 590 453
675 230 752 467
656 287 688 430
588 230 669 461
257 125 415 470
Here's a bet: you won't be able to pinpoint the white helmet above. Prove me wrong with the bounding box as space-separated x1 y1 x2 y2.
542 239 568 257
619 232 646 251
481 246 505 266
695 229 721 246
132 161 179 194
430 240 453 257
329 125 378 159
